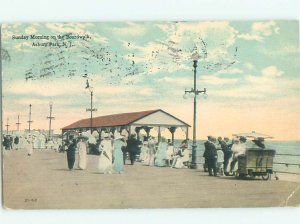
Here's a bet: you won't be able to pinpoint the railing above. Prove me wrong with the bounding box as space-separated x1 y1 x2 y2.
271 153 300 174
194 152 300 175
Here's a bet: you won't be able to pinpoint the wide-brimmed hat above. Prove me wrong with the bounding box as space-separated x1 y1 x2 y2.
233 139 239 143
78 135 88 140
114 132 124 140
239 136 247 143
103 133 110 138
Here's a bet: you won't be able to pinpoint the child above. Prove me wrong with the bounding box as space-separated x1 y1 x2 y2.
217 147 224 176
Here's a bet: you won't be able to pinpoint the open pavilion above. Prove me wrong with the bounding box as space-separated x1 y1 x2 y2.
61 109 190 142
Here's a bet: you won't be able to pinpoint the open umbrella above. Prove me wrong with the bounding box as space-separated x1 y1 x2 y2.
233 131 273 139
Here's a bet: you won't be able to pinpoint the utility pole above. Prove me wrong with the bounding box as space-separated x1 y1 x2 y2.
47 102 55 140
16 115 21 131
5 118 10 134
27 104 33 133
86 87 97 133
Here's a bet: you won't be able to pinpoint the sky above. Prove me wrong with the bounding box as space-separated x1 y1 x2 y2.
1 21 299 140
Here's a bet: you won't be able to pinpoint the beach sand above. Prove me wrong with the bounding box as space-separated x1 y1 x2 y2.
2 149 300 209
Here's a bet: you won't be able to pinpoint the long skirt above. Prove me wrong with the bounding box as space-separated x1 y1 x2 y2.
27 144 33 156
113 149 124 173
78 148 87 170
67 157 75 169
98 153 112 174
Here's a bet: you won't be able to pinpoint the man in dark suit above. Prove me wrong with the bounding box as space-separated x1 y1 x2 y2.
203 136 217 176
203 136 211 172
219 137 232 176
66 137 77 170
126 134 140 165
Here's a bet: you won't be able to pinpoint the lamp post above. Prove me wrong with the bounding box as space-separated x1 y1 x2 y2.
183 52 207 169
47 101 55 140
86 86 97 133
27 104 33 133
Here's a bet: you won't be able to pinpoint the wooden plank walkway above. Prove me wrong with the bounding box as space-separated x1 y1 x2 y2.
2 149 300 209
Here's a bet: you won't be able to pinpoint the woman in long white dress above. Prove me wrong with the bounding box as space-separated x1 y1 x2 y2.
230 137 247 172
173 147 190 168
140 141 149 164
26 136 34 156
145 137 156 166
112 132 127 174
77 138 88 170
98 133 113 174
154 139 168 167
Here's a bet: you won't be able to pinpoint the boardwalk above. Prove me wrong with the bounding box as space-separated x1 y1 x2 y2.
2 149 300 209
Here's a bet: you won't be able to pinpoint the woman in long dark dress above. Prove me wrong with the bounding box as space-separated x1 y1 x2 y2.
67 138 77 170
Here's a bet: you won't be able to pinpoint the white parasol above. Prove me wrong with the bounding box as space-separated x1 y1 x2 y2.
233 131 273 139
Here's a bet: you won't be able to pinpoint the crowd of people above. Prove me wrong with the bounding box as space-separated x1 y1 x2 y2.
2 132 62 156
3 130 266 177
203 135 266 177
64 132 192 174
139 138 190 168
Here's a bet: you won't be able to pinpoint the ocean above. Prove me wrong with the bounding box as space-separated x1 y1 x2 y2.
173 140 300 174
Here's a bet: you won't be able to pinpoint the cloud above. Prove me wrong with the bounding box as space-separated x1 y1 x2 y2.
45 23 108 44
156 21 238 48
5 78 84 97
121 40 190 75
230 73 300 99
112 22 146 36
200 75 239 85
45 23 92 34
157 76 192 86
13 41 33 52
245 62 254 70
260 45 300 56
121 22 240 77
1 30 14 40
238 21 280 42
252 21 280 36
139 87 154 96
93 85 130 95
261 66 284 77
238 33 263 42
25 25 37 34
217 68 243 75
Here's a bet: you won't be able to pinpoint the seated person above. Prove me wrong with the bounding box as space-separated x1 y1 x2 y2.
166 141 174 166
230 136 247 173
172 144 190 168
